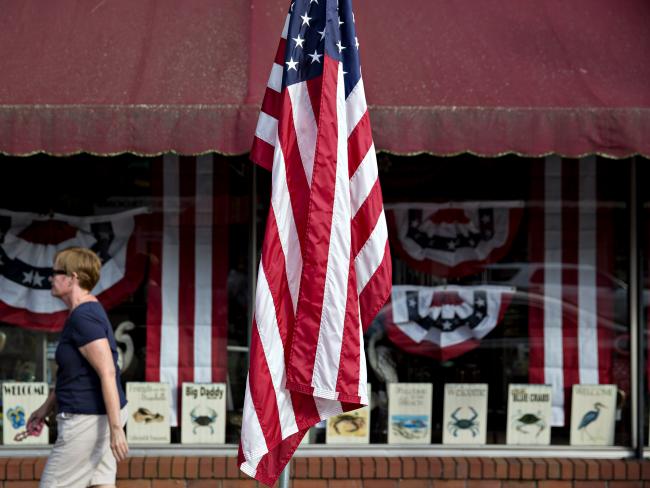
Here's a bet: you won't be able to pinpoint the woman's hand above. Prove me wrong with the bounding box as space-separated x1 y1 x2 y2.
27 406 48 433
110 425 129 463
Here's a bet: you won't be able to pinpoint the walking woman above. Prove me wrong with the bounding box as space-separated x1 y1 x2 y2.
29 247 128 488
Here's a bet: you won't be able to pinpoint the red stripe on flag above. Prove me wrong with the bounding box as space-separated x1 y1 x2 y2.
212 156 229 382
351 179 383 257
261 87 282 120
178 157 196 406
335 255 362 401
261 207 294 349
251 137 275 171
278 91 311 251
145 157 164 382
561 161 580 402
528 159 545 385
347 111 373 178
249 322 284 447
359 240 392 331
274 38 287 66
306 77 323 122
286 56 340 392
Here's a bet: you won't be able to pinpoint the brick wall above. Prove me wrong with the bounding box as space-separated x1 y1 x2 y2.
0 456 648 487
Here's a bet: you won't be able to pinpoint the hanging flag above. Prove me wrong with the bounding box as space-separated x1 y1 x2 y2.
384 285 513 361
0 208 147 331
528 156 614 426
241 0 392 484
386 202 523 278
145 154 229 427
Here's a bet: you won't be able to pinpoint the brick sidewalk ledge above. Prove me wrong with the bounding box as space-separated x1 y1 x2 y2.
0 456 647 487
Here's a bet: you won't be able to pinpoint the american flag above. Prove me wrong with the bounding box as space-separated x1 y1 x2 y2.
239 0 392 484
145 154 229 426
528 155 614 426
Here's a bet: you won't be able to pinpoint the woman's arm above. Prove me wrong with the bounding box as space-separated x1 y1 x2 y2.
27 390 56 428
79 338 129 462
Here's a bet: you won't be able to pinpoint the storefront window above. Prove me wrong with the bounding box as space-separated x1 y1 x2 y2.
0 153 253 445
359 154 632 446
0 152 643 449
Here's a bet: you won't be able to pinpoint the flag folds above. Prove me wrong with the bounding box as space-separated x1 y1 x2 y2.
241 0 392 484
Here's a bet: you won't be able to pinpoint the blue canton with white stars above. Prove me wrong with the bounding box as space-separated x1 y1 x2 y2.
283 0 362 99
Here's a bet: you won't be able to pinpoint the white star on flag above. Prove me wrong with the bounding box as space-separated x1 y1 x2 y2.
292 35 305 48
307 50 322 63
286 57 299 71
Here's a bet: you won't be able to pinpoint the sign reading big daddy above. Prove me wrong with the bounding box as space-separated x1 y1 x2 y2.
386 202 523 278
0 208 147 331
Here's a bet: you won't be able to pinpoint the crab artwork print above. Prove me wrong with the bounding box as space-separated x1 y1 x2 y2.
190 406 218 434
447 406 480 437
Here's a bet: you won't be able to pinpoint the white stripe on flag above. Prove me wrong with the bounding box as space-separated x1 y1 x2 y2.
355 209 388 293
345 78 368 137
288 81 317 188
312 64 351 397
240 375 267 465
268 63 284 93
349 143 377 217
194 155 214 383
544 155 564 426
281 13 290 39
272 146 302 312
161 153 180 425
256 112 279 146
578 156 599 384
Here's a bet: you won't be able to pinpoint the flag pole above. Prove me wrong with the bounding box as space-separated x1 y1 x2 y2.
279 463 291 488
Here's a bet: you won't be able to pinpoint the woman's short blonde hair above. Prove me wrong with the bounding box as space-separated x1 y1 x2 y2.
54 247 101 291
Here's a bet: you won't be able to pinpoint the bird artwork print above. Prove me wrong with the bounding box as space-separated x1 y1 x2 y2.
577 402 606 441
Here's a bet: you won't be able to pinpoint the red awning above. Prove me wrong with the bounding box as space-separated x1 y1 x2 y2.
0 0 648 158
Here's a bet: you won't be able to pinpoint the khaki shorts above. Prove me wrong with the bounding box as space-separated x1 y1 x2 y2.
40 407 128 488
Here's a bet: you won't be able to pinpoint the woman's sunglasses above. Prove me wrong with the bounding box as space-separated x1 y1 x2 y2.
51 269 68 276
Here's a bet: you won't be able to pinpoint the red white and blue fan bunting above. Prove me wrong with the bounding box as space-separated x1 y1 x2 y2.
0 208 147 331
386 202 523 278
384 285 514 361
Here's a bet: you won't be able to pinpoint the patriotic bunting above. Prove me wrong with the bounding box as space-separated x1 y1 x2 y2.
0 208 147 331
386 202 523 278
385 285 514 361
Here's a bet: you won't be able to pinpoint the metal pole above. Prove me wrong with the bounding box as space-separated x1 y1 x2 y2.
630 157 645 457
279 463 291 488
248 162 258 365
